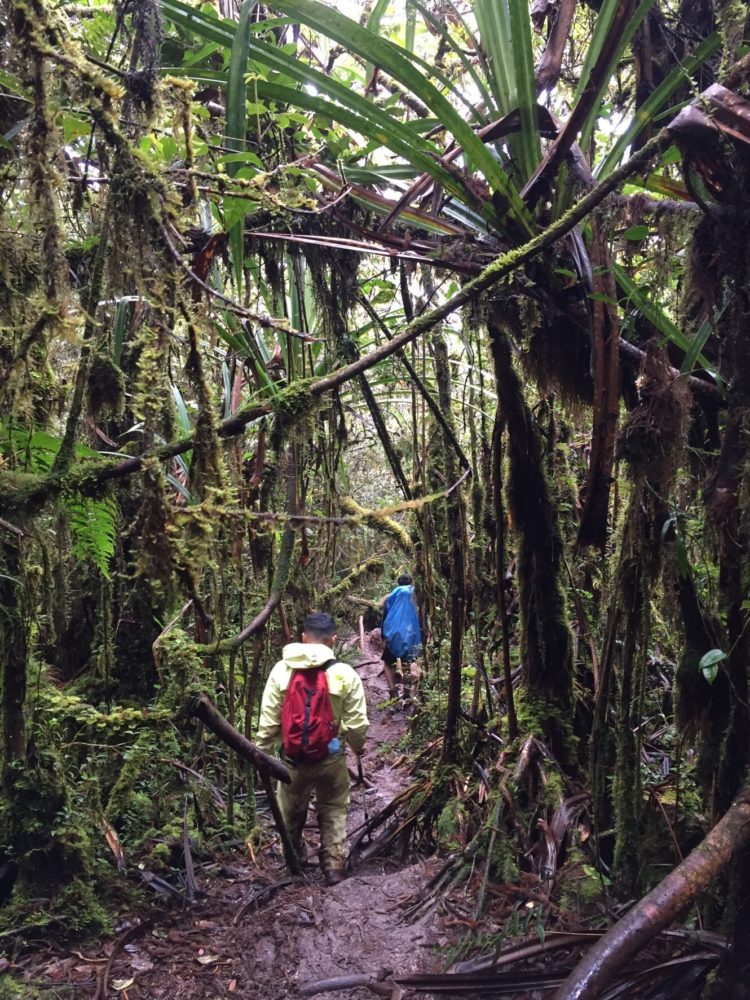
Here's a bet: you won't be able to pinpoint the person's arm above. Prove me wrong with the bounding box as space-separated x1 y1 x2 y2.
255 666 284 753
339 671 369 753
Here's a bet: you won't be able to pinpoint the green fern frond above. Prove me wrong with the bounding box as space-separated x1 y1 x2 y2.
65 494 118 579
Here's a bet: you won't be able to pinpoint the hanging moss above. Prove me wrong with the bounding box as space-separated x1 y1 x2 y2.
87 350 125 417
131 323 175 444
303 241 361 349
269 377 320 453
488 316 575 769
129 458 176 592
609 346 689 893
184 319 226 498
617 346 690 481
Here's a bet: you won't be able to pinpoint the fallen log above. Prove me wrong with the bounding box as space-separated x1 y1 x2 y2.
191 693 289 783
553 782 750 1000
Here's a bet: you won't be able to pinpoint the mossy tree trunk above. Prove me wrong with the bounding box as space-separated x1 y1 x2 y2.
609 345 688 892
699 181 750 991
432 331 467 761
0 534 28 766
488 315 575 769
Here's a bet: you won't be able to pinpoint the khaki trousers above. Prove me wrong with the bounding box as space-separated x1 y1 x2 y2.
277 752 350 871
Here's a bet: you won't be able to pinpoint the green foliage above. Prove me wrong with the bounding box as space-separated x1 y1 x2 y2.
64 494 117 579
0 0 744 955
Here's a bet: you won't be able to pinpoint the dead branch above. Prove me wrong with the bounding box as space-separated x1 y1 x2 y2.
299 973 395 996
553 782 750 1000
191 694 290 783
233 878 297 925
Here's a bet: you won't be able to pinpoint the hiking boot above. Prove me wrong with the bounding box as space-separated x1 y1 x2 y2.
323 868 346 887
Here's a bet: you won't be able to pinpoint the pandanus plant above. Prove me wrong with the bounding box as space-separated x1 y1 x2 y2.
160 0 720 549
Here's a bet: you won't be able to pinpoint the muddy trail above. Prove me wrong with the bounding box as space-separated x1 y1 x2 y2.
29 636 447 999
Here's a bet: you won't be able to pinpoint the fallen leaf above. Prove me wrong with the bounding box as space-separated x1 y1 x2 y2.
196 954 222 966
111 978 135 990
228 979 237 992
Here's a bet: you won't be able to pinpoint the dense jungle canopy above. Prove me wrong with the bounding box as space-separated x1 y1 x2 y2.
4 0 750 995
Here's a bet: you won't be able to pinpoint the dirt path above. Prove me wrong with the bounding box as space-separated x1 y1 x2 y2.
29 636 444 999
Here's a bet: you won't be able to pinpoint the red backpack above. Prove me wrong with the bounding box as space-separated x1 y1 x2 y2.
281 662 338 762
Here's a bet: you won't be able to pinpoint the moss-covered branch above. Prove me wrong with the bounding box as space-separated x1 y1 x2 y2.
319 556 386 604
0 129 674 516
340 497 411 551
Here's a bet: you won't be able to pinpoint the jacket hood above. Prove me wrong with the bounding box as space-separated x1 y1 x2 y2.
281 642 336 670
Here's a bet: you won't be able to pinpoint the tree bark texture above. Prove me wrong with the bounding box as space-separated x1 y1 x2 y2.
488 318 574 766
576 218 620 549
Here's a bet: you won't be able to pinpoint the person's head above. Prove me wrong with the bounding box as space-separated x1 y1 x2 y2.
302 611 337 647
397 573 412 586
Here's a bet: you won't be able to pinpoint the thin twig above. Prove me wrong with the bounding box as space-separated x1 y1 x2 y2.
93 920 153 1000
160 222 314 337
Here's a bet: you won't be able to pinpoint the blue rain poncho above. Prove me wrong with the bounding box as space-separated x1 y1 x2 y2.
382 585 422 661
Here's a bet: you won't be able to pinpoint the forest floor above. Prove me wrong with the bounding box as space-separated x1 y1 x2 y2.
24 634 450 999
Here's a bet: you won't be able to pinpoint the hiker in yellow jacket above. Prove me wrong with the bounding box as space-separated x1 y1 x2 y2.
256 612 369 885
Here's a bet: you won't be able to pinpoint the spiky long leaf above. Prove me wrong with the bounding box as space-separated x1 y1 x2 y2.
507 0 541 178
161 0 491 214
596 31 722 178
614 264 716 376
365 0 390 85
162 0 479 122
474 0 513 115
169 65 493 221
471 0 544 177
268 0 533 235
225 0 255 291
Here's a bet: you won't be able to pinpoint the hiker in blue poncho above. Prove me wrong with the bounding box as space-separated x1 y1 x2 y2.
381 574 422 699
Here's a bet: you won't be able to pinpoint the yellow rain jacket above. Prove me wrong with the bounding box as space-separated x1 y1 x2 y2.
256 643 369 754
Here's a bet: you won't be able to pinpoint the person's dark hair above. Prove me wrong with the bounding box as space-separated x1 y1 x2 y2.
303 611 337 639
397 574 412 586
